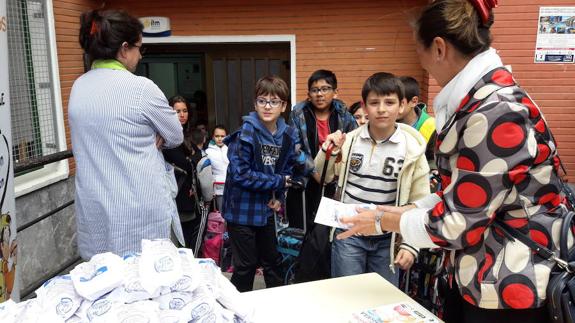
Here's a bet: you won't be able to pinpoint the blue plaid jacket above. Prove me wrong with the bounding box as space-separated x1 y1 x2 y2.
222 115 306 226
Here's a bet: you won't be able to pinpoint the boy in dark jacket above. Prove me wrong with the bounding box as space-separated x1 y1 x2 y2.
222 76 307 292
288 69 357 282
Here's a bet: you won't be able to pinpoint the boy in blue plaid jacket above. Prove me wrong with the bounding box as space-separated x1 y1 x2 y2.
222 76 307 292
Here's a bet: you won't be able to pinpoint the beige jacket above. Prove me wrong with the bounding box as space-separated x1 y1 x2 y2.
315 123 431 272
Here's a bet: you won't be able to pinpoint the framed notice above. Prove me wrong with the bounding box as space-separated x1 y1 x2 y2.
535 7 575 63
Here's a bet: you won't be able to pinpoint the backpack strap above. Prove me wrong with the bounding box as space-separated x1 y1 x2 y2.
492 212 575 272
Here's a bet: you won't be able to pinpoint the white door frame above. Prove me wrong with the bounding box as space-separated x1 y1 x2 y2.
143 35 297 107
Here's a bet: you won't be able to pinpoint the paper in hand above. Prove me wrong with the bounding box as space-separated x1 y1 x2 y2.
314 196 376 229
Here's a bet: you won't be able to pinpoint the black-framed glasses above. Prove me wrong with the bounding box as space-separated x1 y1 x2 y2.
255 97 284 109
128 43 146 55
309 86 333 95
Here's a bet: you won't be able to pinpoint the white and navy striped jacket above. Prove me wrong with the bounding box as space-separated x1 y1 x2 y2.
69 68 183 259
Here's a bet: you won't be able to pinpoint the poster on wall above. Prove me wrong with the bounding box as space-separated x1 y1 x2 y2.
535 6 575 63
0 0 18 303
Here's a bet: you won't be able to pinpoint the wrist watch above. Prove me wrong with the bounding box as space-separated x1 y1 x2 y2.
374 213 384 235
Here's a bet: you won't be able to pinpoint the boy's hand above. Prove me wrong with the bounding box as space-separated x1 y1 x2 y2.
322 130 346 152
394 249 415 270
268 199 281 212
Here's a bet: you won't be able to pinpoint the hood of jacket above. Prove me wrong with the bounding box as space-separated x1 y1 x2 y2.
242 111 288 146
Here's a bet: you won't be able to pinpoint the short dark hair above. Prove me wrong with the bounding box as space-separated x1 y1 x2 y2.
348 101 363 115
79 9 143 62
254 76 290 103
190 128 205 146
307 69 337 90
361 72 405 102
399 76 420 101
212 124 227 136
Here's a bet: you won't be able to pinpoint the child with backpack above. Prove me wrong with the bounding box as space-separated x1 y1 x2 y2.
222 76 307 292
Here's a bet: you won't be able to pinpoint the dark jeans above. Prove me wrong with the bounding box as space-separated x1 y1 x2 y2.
227 219 284 292
443 281 548 323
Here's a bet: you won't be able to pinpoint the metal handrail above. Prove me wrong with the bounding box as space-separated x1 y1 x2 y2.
14 150 73 174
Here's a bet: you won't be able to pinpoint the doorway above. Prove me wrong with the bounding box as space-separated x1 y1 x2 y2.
138 37 294 132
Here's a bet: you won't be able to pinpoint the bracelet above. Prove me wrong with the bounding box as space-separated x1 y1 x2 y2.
374 213 384 235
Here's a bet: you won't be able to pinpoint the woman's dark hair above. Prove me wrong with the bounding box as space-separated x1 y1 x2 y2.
212 124 227 136
415 0 493 57
254 76 290 103
168 95 195 151
79 9 143 62
348 101 363 115
361 72 405 103
307 69 337 90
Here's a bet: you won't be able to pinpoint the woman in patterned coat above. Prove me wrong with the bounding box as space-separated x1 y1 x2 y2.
337 0 570 322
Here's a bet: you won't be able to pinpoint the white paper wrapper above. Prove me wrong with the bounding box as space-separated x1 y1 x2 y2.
139 239 183 295
35 275 82 321
154 291 195 311
194 258 221 297
159 309 184 323
216 274 255 322
107 254 161 303
70 252 126 301
168 248 201 294
116 300 161 323
13 299 45 323
0 299 20 322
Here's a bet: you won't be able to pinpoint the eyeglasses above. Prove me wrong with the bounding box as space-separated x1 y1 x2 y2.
309 86 333 95
255 98 284 109
130 45 147 56
127 43 146 55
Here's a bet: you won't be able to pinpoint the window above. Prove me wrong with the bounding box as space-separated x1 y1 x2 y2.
7 0 67 196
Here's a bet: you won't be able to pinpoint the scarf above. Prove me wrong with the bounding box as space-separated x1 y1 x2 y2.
433 47 503 131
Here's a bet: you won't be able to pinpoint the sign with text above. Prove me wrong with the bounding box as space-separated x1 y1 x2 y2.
535 7 575 63
0 0 18 303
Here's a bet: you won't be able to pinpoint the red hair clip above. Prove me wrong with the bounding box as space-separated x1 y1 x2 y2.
89 20 99 36
468 0 498 24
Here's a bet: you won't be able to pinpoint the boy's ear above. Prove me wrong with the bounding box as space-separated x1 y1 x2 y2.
333 88 338 99
361 100 368 113
398 99 405 115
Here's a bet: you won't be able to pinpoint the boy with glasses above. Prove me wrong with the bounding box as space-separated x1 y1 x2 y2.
222 76 307 292
288 69 357 282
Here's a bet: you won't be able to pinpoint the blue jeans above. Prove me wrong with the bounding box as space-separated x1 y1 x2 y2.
331 230 399 286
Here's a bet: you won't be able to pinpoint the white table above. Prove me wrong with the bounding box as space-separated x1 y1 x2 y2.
243 272 441 323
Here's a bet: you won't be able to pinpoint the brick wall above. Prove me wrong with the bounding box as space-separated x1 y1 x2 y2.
107 0 427 105
54 0 575 179
53 0 97 174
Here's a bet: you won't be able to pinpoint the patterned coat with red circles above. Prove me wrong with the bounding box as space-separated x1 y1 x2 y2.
428 67 571 310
